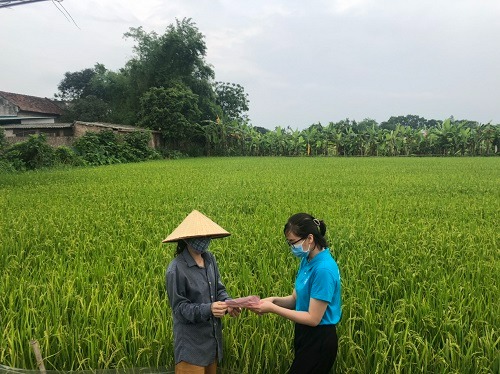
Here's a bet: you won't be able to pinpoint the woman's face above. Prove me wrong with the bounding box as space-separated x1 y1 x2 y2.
285 231 313 249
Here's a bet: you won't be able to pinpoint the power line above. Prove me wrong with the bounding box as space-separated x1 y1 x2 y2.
0 0 79 28
0 0 51 8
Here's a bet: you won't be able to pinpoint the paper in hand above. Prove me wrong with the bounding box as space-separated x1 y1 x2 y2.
225 295 260 308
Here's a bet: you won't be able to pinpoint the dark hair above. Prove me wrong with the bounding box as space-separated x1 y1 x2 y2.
284 213 328 249
176 240 187 255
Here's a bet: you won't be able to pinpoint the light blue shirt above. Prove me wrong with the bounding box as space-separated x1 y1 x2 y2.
295 248 342 325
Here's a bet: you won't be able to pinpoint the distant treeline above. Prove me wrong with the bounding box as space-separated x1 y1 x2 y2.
1 115 498 172
50 18 498 159
205 116 499 157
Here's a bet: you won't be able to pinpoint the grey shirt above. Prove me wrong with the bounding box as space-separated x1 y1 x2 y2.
166 248 230 366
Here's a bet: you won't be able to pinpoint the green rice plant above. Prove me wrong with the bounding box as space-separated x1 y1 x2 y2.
0 157 499 373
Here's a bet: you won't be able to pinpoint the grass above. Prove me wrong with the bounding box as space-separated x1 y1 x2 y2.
0 157 499 373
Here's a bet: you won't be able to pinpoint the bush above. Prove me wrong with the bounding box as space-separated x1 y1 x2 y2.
0 128 7 152
0 159 16 173
122 131 160 162
161 148 188 159
55 146 84 166
73 130 160 165
3 134 56 170
73 130 122 165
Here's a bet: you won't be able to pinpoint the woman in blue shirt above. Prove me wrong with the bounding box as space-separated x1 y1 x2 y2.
249 213 342 374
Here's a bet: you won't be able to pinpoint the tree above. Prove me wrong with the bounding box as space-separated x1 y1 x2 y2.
123 18 216 122
214 82 249 122
138 85 201 150
380 115 434 130
64 95 110 122
55 64 107 101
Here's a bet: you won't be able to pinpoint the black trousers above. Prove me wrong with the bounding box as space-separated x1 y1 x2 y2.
288 323 338 374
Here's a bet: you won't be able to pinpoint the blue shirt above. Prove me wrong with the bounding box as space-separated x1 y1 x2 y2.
295 248 342 325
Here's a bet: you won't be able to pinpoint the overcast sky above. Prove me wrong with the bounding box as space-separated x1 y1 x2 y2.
1 0 499 129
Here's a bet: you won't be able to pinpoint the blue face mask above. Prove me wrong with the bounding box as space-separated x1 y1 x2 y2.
290 240 310 259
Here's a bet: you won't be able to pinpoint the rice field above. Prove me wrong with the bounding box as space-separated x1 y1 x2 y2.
0 157 499 373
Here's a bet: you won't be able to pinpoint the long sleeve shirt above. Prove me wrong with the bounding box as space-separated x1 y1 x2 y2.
166 248 230 366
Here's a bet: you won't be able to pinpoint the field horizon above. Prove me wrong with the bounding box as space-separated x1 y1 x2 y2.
1 157 498 373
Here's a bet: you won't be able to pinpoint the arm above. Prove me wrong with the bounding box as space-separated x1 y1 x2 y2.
256 297 328 327
264 290 297 310
166 265 213 323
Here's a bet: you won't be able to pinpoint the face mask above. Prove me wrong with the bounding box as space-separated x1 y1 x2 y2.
185 238 211 254
291 240 310 259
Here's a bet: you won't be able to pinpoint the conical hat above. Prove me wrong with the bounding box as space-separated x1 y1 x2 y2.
162 210 230 243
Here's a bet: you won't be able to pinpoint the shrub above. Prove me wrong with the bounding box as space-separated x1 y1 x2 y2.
55 146 84 166
122 131 160 162
0 128 7 152
73 130 160 165
3 134 56 170
73 130 123 165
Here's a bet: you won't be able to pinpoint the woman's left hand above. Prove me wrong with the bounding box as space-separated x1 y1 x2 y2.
247 300 275 315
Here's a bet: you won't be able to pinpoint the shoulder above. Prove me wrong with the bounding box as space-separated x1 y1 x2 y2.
166 255 183 274
203 251 218 265
314 251 340 277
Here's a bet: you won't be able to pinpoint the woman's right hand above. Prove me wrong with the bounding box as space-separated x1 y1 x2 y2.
211 301 228 318
262 297 276 303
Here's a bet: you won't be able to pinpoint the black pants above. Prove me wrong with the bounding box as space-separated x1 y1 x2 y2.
288 323 338 374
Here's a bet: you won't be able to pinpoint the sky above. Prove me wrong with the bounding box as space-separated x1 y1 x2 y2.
1 0 499 130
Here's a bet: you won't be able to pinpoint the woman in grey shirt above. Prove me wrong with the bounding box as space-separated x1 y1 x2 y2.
163 210 240 374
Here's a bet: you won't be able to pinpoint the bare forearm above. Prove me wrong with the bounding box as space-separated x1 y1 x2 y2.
269 304 319 326
271 295 296 309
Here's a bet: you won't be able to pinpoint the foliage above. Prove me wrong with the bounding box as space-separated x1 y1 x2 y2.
55 65 100 101
72 130 121 165
161 149 189 159
380 114 439 130
122 130 161 161
54 146 85 166
72 129 160 166
55 18 236 136
123 18 216 122
63 95 110 122
2 134 56 170
0 128 7 152
0 158 498 373
198 118 498 157
214 81 250 122
138 85 202 150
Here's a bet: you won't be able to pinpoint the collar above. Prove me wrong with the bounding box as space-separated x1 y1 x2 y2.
306 247 329 265
181 247 211 268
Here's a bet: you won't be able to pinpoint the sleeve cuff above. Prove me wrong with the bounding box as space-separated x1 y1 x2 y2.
201 303 212 320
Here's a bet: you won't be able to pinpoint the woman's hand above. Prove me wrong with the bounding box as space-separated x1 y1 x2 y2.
247 300 275 315
211 301 228 318
227 306 241 317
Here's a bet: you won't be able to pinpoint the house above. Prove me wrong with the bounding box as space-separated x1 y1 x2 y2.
0 90 64 123
1 120 163 149
0 91 163 149
72 121 163 149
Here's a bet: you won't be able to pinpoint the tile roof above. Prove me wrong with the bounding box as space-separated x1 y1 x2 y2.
0 91 64 116
1 123 72 129
74 121 160 133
